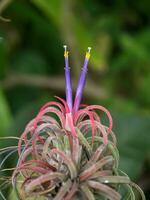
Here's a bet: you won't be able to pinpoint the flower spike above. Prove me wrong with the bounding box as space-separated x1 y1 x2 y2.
73 47 91 112
64 45 73 112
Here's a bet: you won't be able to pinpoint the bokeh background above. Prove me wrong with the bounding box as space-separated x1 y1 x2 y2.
0 0 150 199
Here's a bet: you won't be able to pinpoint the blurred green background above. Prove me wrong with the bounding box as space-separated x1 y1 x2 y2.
0 0 150 199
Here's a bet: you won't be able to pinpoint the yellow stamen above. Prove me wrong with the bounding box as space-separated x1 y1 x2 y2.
63 45 69 58
85 47 91 60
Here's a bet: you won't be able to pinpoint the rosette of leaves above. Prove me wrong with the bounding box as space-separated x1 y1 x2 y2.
0 47 145 200
8 97 144 200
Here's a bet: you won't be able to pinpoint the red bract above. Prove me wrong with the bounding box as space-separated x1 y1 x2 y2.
18 97 113 156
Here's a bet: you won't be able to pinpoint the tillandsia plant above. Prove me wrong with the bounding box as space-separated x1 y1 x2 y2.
0 46 146 200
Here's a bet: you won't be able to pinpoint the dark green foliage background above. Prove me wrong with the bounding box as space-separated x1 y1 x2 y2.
0 0 150 199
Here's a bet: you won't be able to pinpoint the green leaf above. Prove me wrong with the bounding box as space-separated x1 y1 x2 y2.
31 0 61 25
0 38 8 78
0 88 12 136
9 189 46 200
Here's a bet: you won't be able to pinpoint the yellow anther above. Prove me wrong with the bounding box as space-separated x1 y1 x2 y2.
85 52 90 60
63 45 69 58
64 51 69 58
85 47 91 60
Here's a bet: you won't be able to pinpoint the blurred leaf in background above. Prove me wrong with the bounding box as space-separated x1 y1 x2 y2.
0 0 150 199
0 88 12 136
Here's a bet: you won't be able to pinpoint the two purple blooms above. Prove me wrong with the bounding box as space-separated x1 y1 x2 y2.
64 45 91 113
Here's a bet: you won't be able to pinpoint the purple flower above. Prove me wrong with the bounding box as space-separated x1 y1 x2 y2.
64 45 73 111
73 47 91 112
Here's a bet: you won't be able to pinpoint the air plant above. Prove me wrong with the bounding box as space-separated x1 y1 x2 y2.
0 46 145 200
